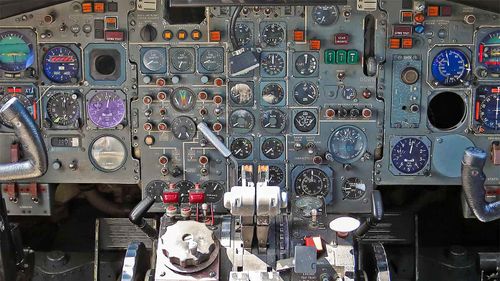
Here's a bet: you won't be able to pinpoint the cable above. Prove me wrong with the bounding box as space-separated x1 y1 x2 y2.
230 6 243 50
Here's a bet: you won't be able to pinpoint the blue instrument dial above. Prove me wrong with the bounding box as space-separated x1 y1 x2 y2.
42 46 79 83
480 91 500 130
391 137 430 174
431 49 470 86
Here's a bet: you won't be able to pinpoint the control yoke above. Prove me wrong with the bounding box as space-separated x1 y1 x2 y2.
0 98 48 180
461 147 500 222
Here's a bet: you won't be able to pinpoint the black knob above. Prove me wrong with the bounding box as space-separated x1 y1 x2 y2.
140 24 157 42
171 166 182 178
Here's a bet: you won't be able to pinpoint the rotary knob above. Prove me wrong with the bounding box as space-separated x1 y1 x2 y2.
140 24 157 42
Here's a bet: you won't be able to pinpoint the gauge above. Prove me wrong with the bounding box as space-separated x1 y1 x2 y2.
294 168 329 197
46 92 80 127
328 125 367 164
202 181 225 204
200 48 224 73
89 135 127 172
87 90 126 128
171 116 197 140
261 53 285 76
230 138 253 159
261 109 286 134
295 196 323 211
176 180 194 203
262 83 284 105
479 89 500 130
42 46 79 83
229 109 255 133
294 81 319 105
342 177 366 200
141 48 166 73
312 6 339 26
170 48 194 73
235 23 252 47
391 137 430 174
294 110 317 132
478 31 500 76
171 87 196 112
268 165 284 186
262 23 285 47
431 48 470 86
230 83 253 105
342 87 357 100
146 180 167 202
0 86 36 128
261 137 284 159
0 31 34 72
295 53 318 76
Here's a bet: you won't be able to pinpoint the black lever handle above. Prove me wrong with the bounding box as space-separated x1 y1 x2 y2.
355 190 384 238
462 147 500 222
129 196 158 240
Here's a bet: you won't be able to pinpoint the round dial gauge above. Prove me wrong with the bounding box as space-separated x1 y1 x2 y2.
262 23 285 47
235 23 252 47
176 180 194 203
391 137 430 174
171 116 197 140
230 138 253 159
200 48 223 72
328 125 367 164
295 196 323 217
262 83 284 105
170 48 194 72
229 109 255 133
261 137 284 159
431 48 470 86
295 168 329 197
90 135 127 172
142 48 166 73
261 109 286 134
87 91 126 128
230 83 253 105
312 5 339 26
342 87 357 100
43 46 79 83
294 110 317 132
295 54 318 76
0 31 34 72
268 165 284 186
171 87 196 112
342 177 366 200
480 92 500 130
46 92 80 126
146 180 167 202
261 53 285 76
0 92 34 128
477 31 500 76
202 181 225 204
294 81 319 105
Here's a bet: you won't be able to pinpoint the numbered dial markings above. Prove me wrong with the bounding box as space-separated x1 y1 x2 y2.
295 53 318 76
177 180 194 203
202 181 225 204
235 23 252 47
46 92 80 126
200 48 224 72
342 177 366 200
87 91 126 128
170 48 194 73
328 126 367 164
312 5 339 26
294 110 317 132
391 137 430 174
294 81 319 105
261 53 285 76
230 138 253 159
43 46 79 83
261 109 287 133
431 49 470 86
230 109 255 133
142 48 166 73
171 116 197 140
268 165 284 186
261 138 284 159
295 168 329 197
262 23 285 47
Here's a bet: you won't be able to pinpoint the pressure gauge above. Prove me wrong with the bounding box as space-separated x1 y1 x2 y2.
89 135 127 172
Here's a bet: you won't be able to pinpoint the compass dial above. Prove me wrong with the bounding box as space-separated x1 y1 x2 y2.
479 88 500 130
87 90 126 128
46 92 80 127
43 46 79 83
391 137 430 174
295 168 329 197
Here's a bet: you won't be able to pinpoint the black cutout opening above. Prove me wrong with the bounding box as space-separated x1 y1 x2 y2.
427 92 466 130
95 55 116 75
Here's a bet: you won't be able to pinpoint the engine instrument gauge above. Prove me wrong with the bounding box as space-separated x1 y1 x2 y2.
90 135 127 172
43 46 79 83
230 138 253 159
295 196 323 217
295 53 318 76
235 23 252 47
0 31 34 72
229 109 255 133
0 85 37 128
268 165 284 186
176 180 194 203
294 81 319 105
202 181 225 204
171 116 197 140
146 180 167 202
262 83 284 105
141 48 166 73
87 90 126 128
169 48 194 73
391 137 430 175
261 137 284 159
479 86 500 130
262 23 285 47
295 168 329 197
46 92 80 127
312 6 339 26
230 83 253 105
431 48 470 86
261 53 285 76
328 125 367 164
261 109 286 134
171 87 196 112
200 48 224 73
294 110 317 132
342 177 366 200
477 30 500 76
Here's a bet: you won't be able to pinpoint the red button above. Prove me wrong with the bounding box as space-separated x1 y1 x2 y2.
189 192 205 204
163 192 180 203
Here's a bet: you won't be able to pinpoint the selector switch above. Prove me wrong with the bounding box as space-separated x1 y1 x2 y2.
140 24 157 42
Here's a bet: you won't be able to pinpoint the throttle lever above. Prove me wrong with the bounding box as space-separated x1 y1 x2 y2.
355 190 384 238
0 98 47 180
461 147 500 222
